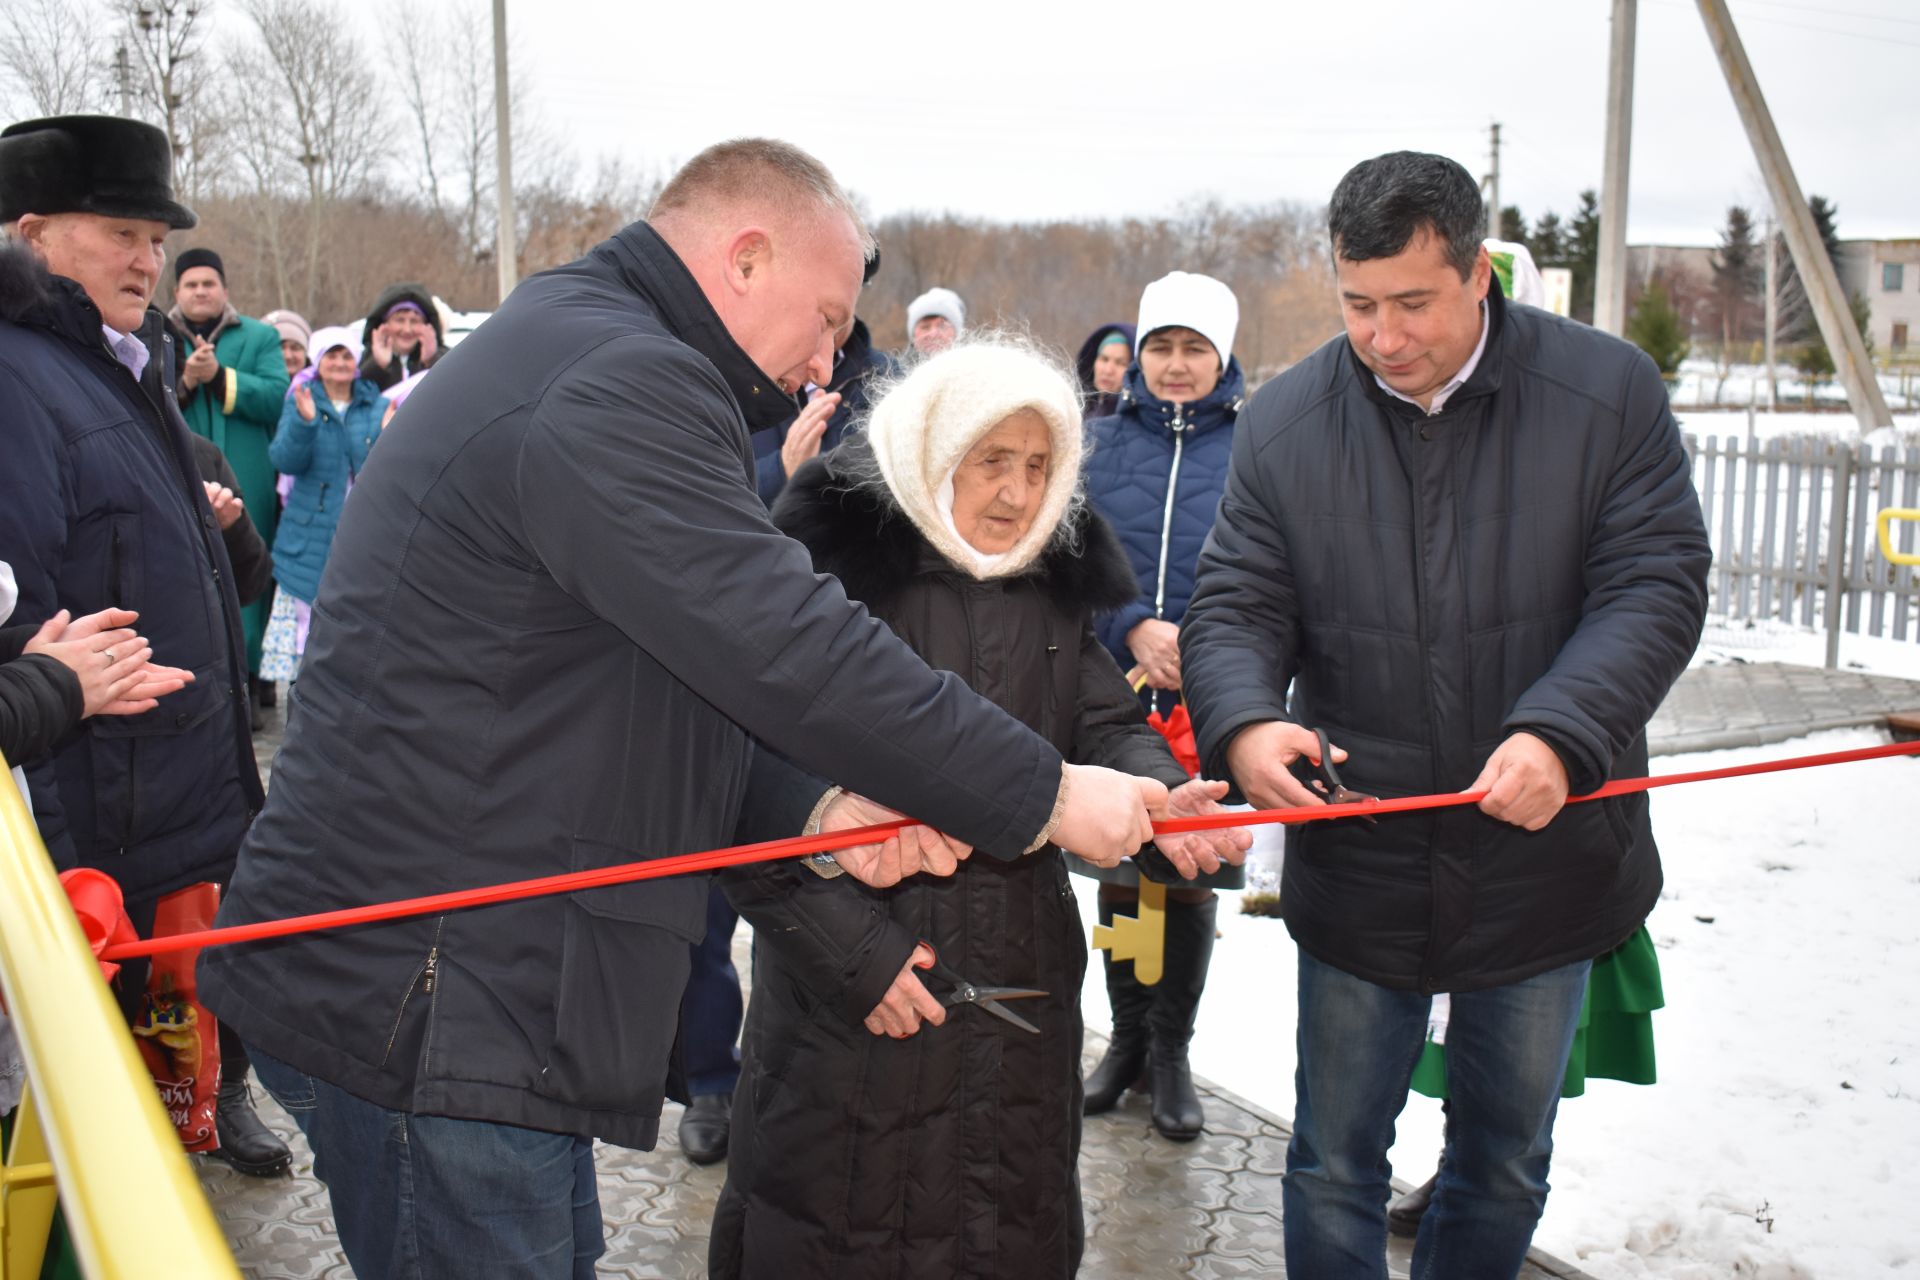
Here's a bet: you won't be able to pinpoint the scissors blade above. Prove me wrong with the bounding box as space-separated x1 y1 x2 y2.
975 997 1043 1035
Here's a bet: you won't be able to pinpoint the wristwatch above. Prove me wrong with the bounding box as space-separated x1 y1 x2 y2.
802 853 845 880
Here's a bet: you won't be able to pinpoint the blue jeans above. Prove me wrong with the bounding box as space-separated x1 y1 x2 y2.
681 883 743 1097
1284 949 1590 1280
250 1049 602 1279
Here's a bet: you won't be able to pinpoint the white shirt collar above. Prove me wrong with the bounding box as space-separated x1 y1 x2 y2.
1375 301 1490 416
101 324 151 382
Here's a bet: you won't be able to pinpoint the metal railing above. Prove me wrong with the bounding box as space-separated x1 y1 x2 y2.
1686 434 1920 665
0 755 238 1279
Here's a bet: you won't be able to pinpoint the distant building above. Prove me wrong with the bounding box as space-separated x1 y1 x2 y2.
1837 239 1919 354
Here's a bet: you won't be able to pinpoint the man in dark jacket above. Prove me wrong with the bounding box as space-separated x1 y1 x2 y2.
1181 152 1709 1279
0 114 285 1175
199 138 1166 1278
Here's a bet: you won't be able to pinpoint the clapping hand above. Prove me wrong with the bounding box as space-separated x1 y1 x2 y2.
22 608 192 718
780 391 841 478
181 334 219 391
293 382 317 422
202 481 244 530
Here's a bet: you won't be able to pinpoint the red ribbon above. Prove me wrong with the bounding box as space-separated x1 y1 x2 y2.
86 737 1920 962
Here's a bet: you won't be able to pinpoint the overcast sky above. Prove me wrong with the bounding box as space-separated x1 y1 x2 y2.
493 0 1916 246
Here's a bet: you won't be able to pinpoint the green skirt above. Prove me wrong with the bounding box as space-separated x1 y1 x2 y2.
1408 927 1663 1101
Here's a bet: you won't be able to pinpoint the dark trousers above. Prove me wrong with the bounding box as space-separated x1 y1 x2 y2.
680 883 743 1097
251 1048 601 1280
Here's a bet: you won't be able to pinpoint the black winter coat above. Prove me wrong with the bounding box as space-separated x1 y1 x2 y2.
0 624 81 765
201 222 1066 1149
711 441 1189 1280
0 245 263 899
1183 285 1709 993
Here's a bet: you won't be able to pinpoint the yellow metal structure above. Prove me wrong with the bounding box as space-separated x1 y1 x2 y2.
1090 878 1167 985
1877 508 1920 567
0 752 240 1279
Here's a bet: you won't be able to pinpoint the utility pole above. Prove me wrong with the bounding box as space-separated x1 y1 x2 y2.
492 0 518 305
1483 121 1502 232
1763 218 1779 410
1696 0 1891 429
1594 0 1636 335
115 42 133 116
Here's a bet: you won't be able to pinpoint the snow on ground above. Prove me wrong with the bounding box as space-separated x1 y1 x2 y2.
1673 407 1920 448
1694 617 1920 681
1080 727 1920 1277
1668 360 1920 418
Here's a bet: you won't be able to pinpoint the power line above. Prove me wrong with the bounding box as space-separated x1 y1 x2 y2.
1738 0 1920 30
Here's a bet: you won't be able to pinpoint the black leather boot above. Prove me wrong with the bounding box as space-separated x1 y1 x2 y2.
211 1075 293 1177
1147 894 1216 1142
679 1092 732 1166
1084 897 1155 1115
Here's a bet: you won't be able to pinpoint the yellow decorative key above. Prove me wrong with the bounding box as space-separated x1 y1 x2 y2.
1090 878 1167 985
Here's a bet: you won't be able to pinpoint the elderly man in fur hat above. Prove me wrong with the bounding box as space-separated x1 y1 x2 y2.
168 245 291 725
0 114 288 1177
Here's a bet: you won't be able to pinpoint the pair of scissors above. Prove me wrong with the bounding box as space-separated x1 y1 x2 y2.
1310 726 1379 822
916 950 1047 1035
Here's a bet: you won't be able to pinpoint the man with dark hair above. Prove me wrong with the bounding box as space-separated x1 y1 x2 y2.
200 136 1177 1276
1182 150 1710 1278
168 245 290 725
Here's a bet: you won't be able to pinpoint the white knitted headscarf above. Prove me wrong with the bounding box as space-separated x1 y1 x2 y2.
864 338 1085 581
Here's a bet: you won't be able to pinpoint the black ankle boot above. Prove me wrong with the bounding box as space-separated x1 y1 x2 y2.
1147 894 1216 1142
1084 898 1154 1115
211 1076 293 1177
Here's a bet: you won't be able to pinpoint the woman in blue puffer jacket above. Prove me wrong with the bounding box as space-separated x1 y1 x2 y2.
259 326 385 686
1080 271 1247 1142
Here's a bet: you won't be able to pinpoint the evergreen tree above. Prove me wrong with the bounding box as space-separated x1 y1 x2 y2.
1568 189 1601 324
1531 211 1567 265
1710 205 1761 347
1776 194 1846 343
1626 276 1690 378
1498 205 1528 246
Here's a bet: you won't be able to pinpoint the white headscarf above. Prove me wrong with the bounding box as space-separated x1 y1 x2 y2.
864 339 1085 580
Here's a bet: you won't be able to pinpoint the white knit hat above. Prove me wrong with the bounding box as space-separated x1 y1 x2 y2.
905 286 966 340
1135 271 1239 369
864 338 1084 580
307 324 363 366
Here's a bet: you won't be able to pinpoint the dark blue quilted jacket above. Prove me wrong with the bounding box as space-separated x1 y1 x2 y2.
1084 358 1245 708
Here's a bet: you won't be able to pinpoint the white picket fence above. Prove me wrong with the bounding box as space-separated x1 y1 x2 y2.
1686 433 1920 664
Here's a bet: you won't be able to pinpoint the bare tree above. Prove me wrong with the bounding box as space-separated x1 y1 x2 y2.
111 0 231 196
238 0 386 313
0 0 108 117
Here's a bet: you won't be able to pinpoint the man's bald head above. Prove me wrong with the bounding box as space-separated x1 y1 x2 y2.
650 138 873 259
652 139 872 396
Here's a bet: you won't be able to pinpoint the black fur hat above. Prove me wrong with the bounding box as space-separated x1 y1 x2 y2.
0 115 197 229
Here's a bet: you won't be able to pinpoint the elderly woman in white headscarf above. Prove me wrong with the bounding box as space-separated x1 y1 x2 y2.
709 337 1248 1280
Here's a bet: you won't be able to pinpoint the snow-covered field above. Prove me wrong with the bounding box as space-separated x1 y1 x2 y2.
1668 359 1920 418
1079 726 1920 1278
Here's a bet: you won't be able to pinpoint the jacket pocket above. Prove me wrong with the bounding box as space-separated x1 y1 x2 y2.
564 838 709 943
88 658 227 739
541 893 695 1111
105 514 143 613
